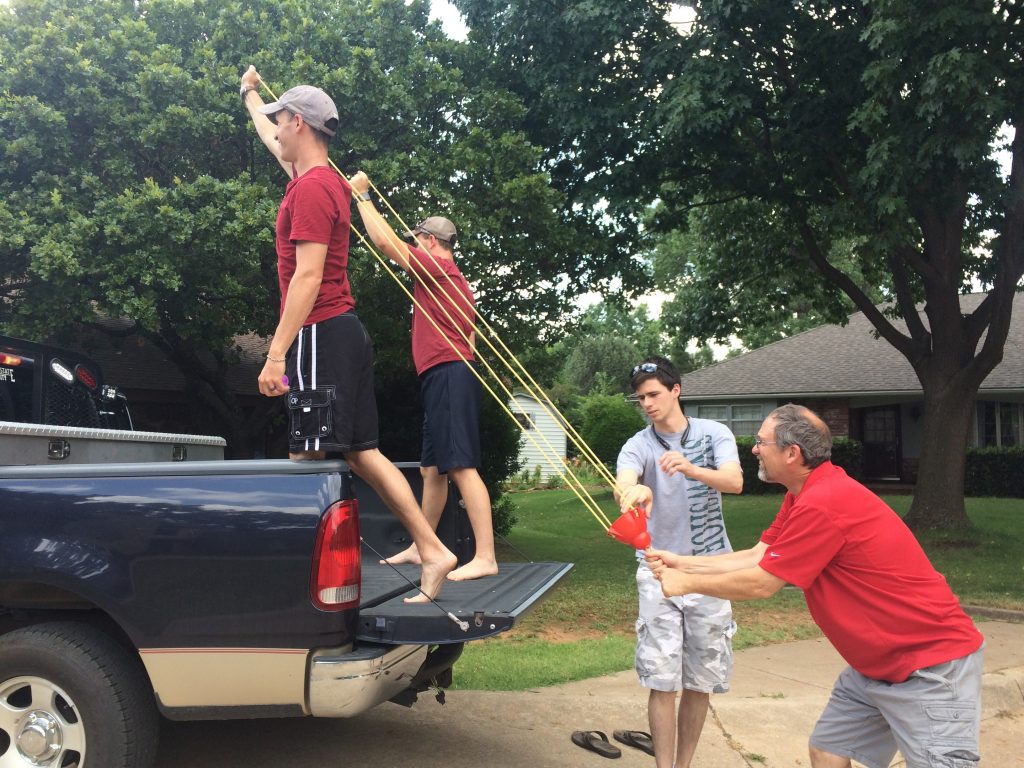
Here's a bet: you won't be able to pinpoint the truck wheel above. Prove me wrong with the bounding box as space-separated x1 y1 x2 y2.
0 622 158 768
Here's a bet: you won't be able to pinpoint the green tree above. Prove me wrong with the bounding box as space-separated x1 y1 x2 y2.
559 300 713 395
563 335 640 395
651 206 884 352
0 0 602 461
453 0 1024 530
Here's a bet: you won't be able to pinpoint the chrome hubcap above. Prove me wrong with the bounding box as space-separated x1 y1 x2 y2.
0 675 85 767
16 710 62 762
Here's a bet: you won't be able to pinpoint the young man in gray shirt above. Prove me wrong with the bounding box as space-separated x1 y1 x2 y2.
616 356 743 768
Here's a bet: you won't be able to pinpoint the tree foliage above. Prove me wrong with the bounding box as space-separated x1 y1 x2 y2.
0 0 625 461
563 335 640 395
453 0 1024 529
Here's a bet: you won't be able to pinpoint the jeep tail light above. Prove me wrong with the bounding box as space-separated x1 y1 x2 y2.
0 353 24 366
311 499 361 610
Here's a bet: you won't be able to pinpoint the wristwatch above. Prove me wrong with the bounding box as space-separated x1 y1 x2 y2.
240 84 258 98
356 191 371 202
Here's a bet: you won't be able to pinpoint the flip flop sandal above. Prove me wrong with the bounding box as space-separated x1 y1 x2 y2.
613 730 655 756
571 730 622 759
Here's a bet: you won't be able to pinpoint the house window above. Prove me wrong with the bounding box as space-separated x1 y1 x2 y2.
695 403 767 436
731 404 764 436
977 402 1021 447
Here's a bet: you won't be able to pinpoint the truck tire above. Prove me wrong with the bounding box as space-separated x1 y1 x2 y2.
0 622 158 768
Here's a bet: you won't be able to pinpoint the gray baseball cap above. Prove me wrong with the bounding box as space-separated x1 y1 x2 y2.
258 85 339 137
409 216 458 244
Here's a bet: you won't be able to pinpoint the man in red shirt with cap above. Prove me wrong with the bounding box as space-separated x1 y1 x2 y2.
240 66 455 601
348 171 498 582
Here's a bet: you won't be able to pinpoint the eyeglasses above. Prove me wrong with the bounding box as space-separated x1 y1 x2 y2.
753 438 777 447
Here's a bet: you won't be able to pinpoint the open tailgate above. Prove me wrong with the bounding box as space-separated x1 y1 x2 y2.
357 561 572 645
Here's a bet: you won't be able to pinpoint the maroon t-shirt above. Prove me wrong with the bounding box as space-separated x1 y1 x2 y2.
275 165 354 324
407 244 475 375
759 462 983 682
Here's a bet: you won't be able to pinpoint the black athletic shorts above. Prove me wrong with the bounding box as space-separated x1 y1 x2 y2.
420 360 482 473
285 312 379 454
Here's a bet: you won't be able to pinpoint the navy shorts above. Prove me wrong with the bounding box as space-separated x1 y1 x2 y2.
420 361 482 473
285 313 379 454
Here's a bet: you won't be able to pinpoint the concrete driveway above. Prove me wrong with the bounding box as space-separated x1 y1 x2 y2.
156 620 1024 768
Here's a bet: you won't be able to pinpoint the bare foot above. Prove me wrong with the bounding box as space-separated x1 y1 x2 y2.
447 557 499 581
404 549 457 603
380 543 421 566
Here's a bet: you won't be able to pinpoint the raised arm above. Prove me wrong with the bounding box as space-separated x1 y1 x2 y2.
240 65 290 177
349 172 413 273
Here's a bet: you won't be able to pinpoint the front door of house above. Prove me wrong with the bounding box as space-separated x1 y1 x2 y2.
861 406 902 480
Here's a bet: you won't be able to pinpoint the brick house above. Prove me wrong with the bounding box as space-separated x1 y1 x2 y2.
678 293 1024 483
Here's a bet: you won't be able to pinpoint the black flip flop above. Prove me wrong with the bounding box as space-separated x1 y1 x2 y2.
613 730 655 756
571 730 622 759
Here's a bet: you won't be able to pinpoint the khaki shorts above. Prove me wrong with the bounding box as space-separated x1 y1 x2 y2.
810 646 983 768
635 564 735 693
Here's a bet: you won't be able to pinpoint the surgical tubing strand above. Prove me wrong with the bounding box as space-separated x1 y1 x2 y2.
365 178 623 493
263 85 616 500
344 214 614 523
258 81 615 528
346 225 612 530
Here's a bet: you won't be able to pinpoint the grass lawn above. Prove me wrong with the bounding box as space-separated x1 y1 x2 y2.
452 489 1024 691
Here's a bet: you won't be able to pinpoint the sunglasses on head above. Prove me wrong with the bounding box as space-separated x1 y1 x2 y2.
630 362 674 378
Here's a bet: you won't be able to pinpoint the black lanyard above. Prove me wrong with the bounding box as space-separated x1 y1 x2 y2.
651 419 690 451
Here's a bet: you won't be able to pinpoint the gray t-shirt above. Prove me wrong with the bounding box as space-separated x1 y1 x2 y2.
616 417 740 556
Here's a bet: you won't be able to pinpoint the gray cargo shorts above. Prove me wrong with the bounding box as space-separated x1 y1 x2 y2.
634 563 735 693
810 645 983 768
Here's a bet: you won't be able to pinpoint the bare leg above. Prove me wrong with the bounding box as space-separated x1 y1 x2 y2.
809 745 853 768
648 689 677 768
344 448 455 601
379 466 448 565
446 467 498 580
675 689 710 768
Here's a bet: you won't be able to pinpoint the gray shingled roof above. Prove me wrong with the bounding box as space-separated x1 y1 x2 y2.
679 292 1024 399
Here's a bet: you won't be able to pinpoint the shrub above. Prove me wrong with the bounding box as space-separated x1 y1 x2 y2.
479 395 523 536
734 435 863 494
964 446 1024 498
578 393 646 467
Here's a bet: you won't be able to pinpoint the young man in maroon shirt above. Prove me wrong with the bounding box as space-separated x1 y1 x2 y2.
648 404 984 768
348 171 498 582
240 66 455 601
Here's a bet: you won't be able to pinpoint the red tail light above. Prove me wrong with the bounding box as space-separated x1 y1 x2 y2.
0 353 24 366
311 499 361 610
75 364 99 390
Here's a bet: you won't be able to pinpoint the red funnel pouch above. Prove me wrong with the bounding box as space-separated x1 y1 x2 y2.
608 506 651 549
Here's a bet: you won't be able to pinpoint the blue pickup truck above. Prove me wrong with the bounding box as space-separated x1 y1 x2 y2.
0 338 572 768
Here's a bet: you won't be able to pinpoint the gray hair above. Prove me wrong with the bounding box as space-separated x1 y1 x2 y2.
768 404 832 468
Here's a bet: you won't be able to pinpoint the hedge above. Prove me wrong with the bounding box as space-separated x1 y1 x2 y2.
735 436 864 494
964 445 1024 498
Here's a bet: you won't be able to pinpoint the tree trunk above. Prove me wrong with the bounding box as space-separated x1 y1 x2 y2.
903 375 977 531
